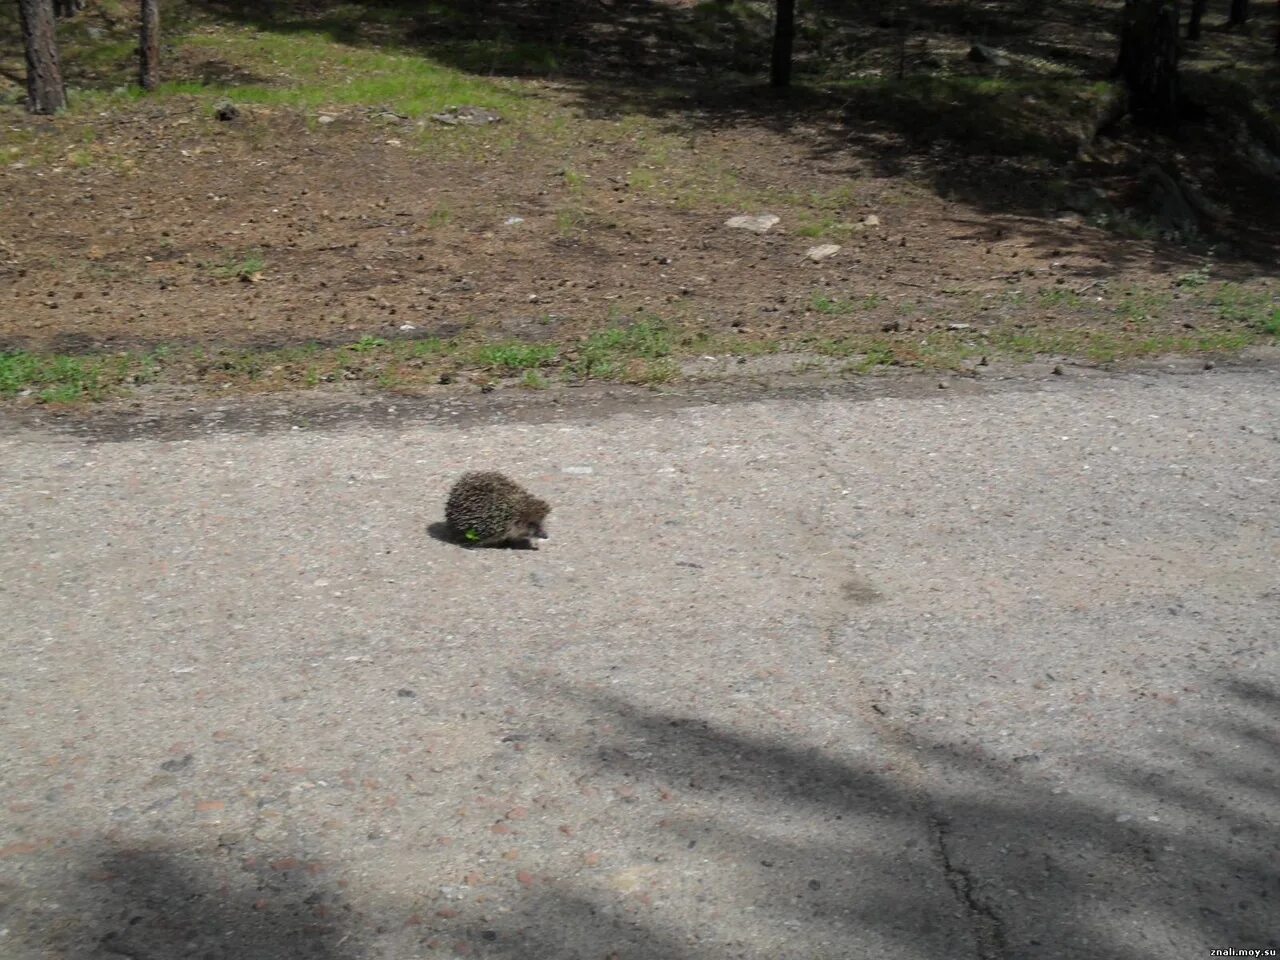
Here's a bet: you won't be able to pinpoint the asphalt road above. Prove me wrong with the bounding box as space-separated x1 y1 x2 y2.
1 365 1277 960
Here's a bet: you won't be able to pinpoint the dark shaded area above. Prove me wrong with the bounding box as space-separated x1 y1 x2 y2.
182 0 1280 262
510 673 1280 958
9 843 367 960
427 520 543 549
8 671 1277 958
1117 0 1181 129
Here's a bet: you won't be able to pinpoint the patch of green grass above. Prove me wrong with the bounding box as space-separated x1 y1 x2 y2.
807 291 882 315
401 337 449 358
0 353 42 395
211 252 266 280
348 336 389 353
1038 287 1084 309
569 319 673 379
850 343 899 372
520 369 550 389
808 337 865 358
1259 307 1280 337
626 358 680 384
1211 282 1275 326
808 293 854 315
0 351 127 401
1113 287 1171 322
172 29 526 120
1175 266 1212 288
221 351 267 379
555 207 590 235
472 342 558 370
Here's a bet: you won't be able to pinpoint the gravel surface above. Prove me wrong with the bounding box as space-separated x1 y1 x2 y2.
1 367 1277 960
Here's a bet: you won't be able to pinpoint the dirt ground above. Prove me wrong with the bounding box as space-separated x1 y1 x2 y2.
1 95 1272 354
1 0 1278 389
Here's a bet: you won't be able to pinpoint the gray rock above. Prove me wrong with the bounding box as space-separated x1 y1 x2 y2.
725 214 780 234
805 244 842 262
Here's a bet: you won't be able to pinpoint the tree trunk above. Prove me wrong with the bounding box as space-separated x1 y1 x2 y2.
770 0 795 88
1186 0 1207 38
1227 0 1248 23
140 0 160 91
53 0 86 17
1117 0 1180 129
18 0 67 114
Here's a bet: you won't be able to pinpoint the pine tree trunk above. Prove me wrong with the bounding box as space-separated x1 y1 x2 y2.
1187 0 1207 38
1227 0 1249 23
770 0 795 88
1117 0 1180 129
53 0 86 17
140 0 160 91
18 0 67 114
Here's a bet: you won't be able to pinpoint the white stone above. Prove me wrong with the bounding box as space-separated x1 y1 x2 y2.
805 244 841 262
724 214 780 234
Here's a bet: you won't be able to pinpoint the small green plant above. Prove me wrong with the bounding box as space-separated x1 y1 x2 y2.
854 344 898 371
211 252 266 280
0 351 118 401
1175 266 1211 288
521 369 549 389
555 207 589 234
570 319 673 379
348 336 389 353
1038 287 1083 309
1211 283 1273 325
473 342 558 370
1114 287 1170 322
464 528 481 542
394 337 449 360
809 293 855 315
1259 307 1280 337
427 208 453 229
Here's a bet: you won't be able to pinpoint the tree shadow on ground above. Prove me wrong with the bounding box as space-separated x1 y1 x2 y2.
187 0 1280 266
10 842 366 960
13 671 1277 958
509 671 1280 958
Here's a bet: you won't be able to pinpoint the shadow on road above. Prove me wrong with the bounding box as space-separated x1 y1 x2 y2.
17 674 1278 958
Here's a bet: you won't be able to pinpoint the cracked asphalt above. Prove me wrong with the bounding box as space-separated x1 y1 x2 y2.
1 364 1278 960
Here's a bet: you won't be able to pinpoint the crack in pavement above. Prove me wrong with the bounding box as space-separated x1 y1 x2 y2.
932 816 1009 960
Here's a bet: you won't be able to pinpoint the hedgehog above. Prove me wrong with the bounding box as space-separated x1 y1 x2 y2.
445 471 551 549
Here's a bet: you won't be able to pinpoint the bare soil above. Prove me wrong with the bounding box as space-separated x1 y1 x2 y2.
1 0 1278 394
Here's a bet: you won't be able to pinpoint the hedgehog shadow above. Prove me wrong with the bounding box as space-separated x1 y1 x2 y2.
426 521 540 549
